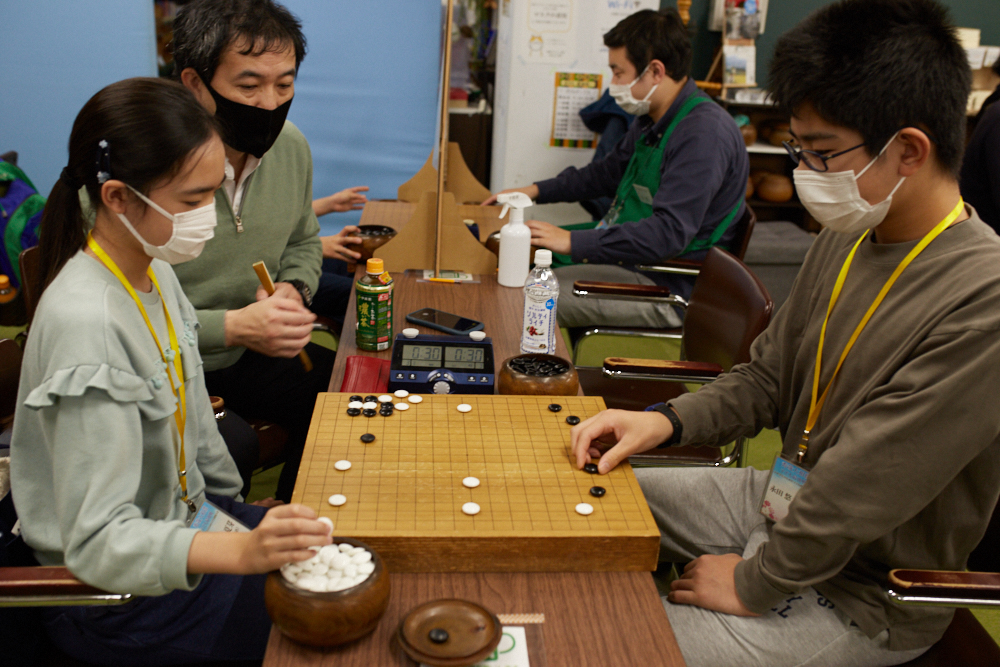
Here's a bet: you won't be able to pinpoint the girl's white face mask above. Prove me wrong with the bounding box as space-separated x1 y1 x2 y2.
792 133 906 236
118 185 217 264
609 65 659 116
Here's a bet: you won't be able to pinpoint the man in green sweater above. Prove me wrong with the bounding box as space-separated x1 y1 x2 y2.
571 1 1000 665
172 0 333 502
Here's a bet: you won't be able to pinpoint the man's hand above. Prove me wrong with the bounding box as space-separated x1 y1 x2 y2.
668 554 759 617
481 184 540 206
320 225 363 261
313 186 369 217
526 220 572 255
570 409 673 474
225 292 315 357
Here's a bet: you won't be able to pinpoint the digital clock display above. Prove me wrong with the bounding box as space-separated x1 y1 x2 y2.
401 344 486 369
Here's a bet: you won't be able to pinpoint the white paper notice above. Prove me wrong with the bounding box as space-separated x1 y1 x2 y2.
524 0 574 63
420 627 531 667
595 0 645 56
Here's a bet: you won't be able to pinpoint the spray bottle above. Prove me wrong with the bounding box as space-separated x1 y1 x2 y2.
496 192 534 287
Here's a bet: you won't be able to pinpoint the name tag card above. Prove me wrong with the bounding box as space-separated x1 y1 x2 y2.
759 456 810 523
633 184 654 205
190 500 251 533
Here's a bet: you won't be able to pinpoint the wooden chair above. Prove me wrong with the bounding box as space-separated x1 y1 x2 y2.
573 247 773 467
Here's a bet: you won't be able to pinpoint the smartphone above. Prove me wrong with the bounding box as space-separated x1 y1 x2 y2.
405 308 484 335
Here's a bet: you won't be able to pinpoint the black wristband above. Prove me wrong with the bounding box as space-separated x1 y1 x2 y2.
287 279 313 307
655 406 683 448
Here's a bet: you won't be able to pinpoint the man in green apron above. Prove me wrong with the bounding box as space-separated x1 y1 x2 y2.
484 9 749 329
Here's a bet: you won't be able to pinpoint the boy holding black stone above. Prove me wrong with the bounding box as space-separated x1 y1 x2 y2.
571 1 1000 665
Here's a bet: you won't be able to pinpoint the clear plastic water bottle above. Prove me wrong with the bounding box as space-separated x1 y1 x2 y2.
520 249 560 354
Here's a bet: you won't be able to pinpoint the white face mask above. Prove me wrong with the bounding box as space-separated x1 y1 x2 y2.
609 65 659 116
118 185 217 264
793 133 906 235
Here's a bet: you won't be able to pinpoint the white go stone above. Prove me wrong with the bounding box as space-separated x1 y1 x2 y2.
334 460 352 471
469 331 486 341
401 327 419 339
462 476 480 488
353 575 369 586
328 494 347 507
394 389 409 398
311 563 329 576
394 402 409 411
351 551 373 564
575 502 595 516
362 401 378 410
318 517 334 534
457 403 472 413
331 579 354 592
378 395 393 403
282 569 299 584
348 401 363 409
338 543 354 553
323 578 342 592
462 502 481 516
344 564 358 578
319 545 338 563
357 562 375 575
408 395 423 404
331 553 350 571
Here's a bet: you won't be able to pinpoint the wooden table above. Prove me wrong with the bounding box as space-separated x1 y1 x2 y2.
268 269 687 666
329 271 568 392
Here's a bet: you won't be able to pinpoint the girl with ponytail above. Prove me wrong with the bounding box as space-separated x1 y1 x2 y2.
10 77 330 664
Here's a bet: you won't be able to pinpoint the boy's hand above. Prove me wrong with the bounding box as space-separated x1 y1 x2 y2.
570 409 673 474
238 504 332 574
526 220 571 255
668 554 759 617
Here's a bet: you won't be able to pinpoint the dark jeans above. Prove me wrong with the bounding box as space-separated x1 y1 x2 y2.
204 343 336 502
42 496 269 666
310 258 354 330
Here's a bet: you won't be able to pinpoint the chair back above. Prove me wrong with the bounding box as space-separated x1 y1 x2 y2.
730 203 757 261
18 246 41 328
682 247 773 371
0 339 22 428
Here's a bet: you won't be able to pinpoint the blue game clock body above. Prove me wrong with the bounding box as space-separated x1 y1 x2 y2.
388 333 495 394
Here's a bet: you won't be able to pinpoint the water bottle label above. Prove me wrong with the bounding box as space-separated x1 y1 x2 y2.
521 288 557 353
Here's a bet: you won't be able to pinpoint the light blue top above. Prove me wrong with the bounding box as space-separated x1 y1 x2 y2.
10 251 243 596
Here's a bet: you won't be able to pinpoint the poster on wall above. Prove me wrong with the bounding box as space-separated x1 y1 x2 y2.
550 72 602 147
523 0 574 63
723 45 756 86
594 0 650 57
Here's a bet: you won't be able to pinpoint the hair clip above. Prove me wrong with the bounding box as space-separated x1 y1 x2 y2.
96 139 111 184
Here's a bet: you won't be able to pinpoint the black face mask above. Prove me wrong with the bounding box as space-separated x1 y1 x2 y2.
206 82 292 159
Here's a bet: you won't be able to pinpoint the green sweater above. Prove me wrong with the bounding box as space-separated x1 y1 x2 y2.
10 252 243 596
670 209 1000 651
171 121 322 372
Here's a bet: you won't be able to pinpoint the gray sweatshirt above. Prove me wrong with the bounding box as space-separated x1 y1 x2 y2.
10 252 243 596
669 209 1000 650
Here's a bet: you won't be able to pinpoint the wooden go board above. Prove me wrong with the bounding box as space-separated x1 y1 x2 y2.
293 393 660 573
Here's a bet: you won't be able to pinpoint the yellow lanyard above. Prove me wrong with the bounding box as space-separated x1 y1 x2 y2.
797 199 965 463
86 233 195 512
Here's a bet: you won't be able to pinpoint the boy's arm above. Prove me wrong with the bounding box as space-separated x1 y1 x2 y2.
533 124 638 205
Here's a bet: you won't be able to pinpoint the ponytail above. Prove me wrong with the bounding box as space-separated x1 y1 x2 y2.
38 170 87 290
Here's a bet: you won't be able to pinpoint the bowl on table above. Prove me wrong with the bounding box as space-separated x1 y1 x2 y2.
497 353 579 396
397 599 503 667
264 537 391 648
350 225 398 266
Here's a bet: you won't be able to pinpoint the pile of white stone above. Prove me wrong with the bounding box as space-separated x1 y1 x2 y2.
281 543 375 593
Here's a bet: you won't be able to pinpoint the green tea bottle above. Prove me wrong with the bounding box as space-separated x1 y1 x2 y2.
355 258 394 351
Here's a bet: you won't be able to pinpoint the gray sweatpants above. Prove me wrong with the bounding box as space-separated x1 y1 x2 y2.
634 467 930 667
553 264 683 329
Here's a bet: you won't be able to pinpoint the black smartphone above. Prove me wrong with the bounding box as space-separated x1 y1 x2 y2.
405 308 485 335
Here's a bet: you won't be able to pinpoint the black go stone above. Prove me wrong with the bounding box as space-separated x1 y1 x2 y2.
548 403 562 412
428 628 449 644
360 433 376 443
379 408 393 417
349 395 363 402
346 407 361 417
590 486 607 498
362 408 377 418
364 395 377 403
584 463 599 474
566 415 581 425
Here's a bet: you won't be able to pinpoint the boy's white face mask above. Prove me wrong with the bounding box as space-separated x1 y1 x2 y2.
793 133 905 235
118 185 217 264
609 65 659 116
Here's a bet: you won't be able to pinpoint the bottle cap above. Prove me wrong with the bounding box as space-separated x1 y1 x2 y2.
0 274 15 303
534 249 553 267
366 258 384 274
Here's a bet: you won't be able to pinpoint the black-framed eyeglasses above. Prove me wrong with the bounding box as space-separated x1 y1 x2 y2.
782 141 866 172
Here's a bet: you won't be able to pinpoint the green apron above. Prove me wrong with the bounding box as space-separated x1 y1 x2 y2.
552 94 742 268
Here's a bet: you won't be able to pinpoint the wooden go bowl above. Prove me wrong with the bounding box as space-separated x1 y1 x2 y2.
497 353 579 396
355 225 398 263
264 537 391 648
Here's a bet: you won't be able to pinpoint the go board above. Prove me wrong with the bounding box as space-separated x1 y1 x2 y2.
293 393 660 573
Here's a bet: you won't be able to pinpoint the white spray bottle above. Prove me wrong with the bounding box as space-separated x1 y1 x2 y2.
496 192 534 288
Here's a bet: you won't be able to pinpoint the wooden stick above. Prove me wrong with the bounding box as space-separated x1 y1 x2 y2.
252 261 313 372
434 0 456 278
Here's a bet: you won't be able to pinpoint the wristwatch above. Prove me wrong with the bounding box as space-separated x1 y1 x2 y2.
656 406 683 448
286 279 313 307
